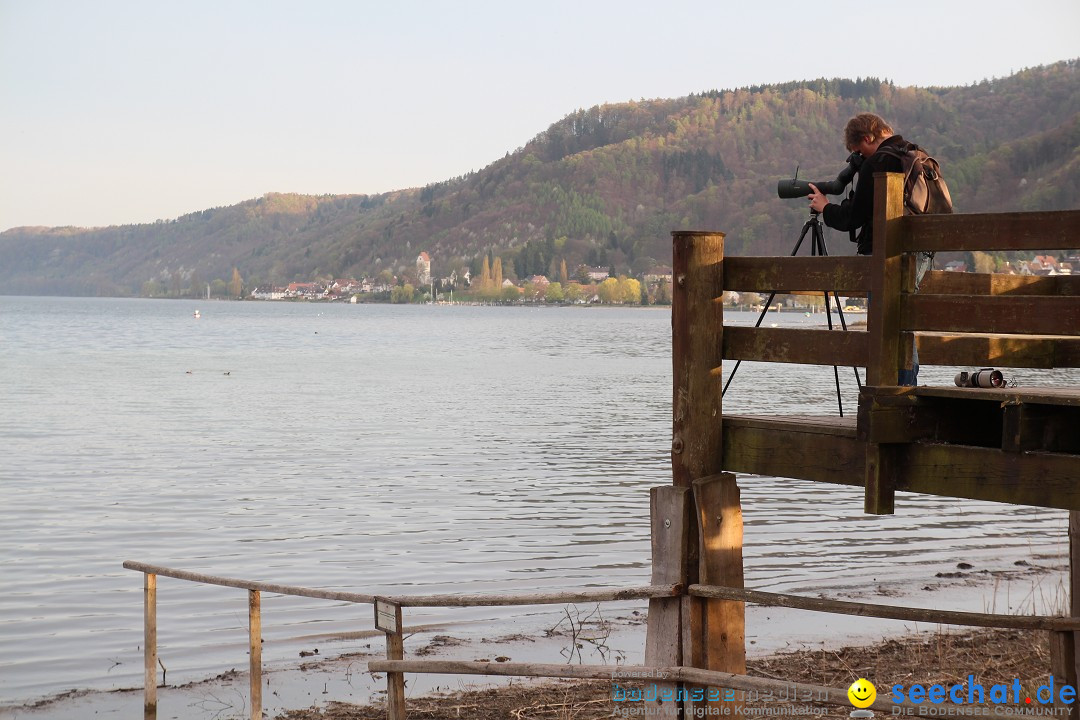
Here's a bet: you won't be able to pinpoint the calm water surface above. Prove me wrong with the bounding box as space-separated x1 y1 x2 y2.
0 297 1072 707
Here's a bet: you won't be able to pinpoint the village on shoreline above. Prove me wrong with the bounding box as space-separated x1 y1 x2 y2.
236 250 1076 311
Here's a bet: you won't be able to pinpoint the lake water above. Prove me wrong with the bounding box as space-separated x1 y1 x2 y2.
0 297 1073 711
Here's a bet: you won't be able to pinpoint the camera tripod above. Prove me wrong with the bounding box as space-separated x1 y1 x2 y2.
722 210 863 416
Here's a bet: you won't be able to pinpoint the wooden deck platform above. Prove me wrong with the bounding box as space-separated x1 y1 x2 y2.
723 385 1080 511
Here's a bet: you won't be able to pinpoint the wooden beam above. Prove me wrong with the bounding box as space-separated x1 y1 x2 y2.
899 210 1080 253
121 562 676 607
721 416 863 487
248 590 262 720
903 294 1080 335
856 389 936 444
864 442 898 515
688 585 1080 630
723 256 870 294
1070 512 1080 689
644 487 690 718
914 332 1080 368
898 444 1080 510
722 326 868 366
144 573 157 720
867 172 906 386
920 270 1080 297
910 386 1080 407
672 231 725 488
693 474 746 680
674 231 745 706
724 412 1080 510
377 600 406 720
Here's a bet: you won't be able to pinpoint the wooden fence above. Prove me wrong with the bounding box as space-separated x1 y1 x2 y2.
124 555 1080 719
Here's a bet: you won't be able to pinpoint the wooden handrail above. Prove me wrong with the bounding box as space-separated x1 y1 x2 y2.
122 561 680 605
723 326 868 367
688 584 1080 631
899 210 1080 253
724 256 869 294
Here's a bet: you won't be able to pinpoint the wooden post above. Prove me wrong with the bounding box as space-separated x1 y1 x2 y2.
866 172 906 387
671 231 744 711
375 599 406 720
864 173 906 515
1063 511 1080 713
144 572 157 720
248 590 262 720
644 486 691 717
671 230 726 489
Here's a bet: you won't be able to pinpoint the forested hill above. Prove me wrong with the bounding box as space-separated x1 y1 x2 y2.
3 61 1078 296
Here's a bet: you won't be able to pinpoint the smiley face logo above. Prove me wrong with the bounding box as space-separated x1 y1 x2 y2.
848 678 876 708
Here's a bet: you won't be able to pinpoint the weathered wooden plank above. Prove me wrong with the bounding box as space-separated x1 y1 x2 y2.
910 386 1080 407
903 294 1080 335
144 573 157 720
693 474 745 684
672 231 726 488
899 210 1080 253
914 331 1080 368
1070 512 1080 686
1002 402 1046 453
248 590 262 720
644 487 689 718
898 444 1080 510
721 420 864 486
867 173 906 386
378 600 406 720
723 256 870 294
726 414 857 438
722 326 868 366
121 561 676 607
688 585 1080 630
920 270 1080 297
1049 629 1077 714
865 442 897 515
856 394 935 445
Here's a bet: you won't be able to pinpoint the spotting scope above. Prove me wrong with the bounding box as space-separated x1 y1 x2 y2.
777 151 863 199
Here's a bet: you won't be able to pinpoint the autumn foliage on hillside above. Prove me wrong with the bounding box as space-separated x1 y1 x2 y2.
1 62 1078 296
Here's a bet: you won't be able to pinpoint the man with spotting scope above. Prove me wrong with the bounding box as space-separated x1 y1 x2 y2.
807 112 905 255
807 113 926 386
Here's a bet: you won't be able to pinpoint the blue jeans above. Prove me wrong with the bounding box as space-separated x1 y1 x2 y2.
897 252 934 386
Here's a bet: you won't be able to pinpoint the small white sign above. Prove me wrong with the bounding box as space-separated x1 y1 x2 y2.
374 599 400 633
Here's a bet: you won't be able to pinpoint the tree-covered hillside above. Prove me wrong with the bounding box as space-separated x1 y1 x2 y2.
2 61 1077 296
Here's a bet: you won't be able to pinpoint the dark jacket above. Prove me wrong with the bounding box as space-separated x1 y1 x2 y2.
822 134 907 255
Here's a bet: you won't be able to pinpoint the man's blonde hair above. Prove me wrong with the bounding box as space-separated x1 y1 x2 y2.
844 113 894 150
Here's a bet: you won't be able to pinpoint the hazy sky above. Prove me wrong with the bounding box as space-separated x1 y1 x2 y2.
1 0 1077 231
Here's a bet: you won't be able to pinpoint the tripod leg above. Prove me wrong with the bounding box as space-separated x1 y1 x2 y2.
813 223 863 391
812 230 844 417
721 289 778 397
723 218 816 398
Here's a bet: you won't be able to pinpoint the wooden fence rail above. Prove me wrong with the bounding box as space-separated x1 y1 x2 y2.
125 561 1080 720
123 560 678 720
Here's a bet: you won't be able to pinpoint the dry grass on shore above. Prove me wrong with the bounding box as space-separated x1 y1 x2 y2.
277 627 1052 720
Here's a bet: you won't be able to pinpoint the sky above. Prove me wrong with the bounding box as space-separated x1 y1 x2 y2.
1 0 1077 232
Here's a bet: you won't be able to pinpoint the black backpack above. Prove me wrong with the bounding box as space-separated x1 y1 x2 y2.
875 142 954 216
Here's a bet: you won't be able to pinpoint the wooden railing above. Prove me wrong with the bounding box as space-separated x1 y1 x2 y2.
122 560 678 720
719 174 1080 376
125 560 1080 719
